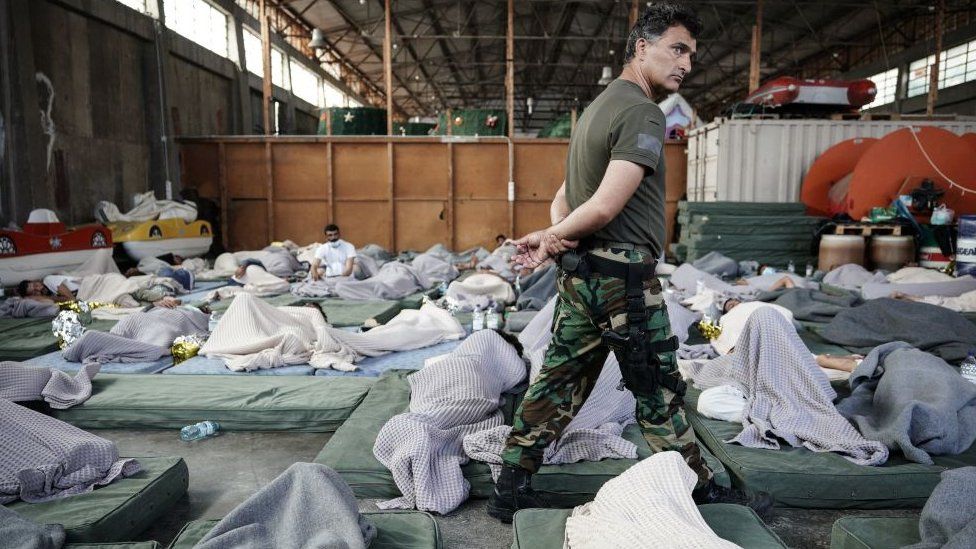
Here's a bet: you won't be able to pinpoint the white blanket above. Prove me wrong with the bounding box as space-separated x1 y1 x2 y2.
195 252 239 281
887 267 954 284
446 273 515 308
201 293 327 371
917 289 976 312
76 274 141 308
201 294 464 372
95 191 197 223
564 451 740 549
207 266 290 299
308 304 465 371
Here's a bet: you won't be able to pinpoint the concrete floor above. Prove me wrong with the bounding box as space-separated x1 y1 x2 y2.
105 429 918 548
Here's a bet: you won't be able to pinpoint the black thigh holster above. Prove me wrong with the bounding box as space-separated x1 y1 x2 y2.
599 261 684 399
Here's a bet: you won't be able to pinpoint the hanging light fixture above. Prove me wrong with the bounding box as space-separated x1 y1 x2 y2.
598 66 613 86
526 97 534 115
309 29 328 50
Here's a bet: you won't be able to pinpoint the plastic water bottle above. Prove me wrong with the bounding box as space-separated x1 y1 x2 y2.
805 263 814 278
472 308 484 331
180 420 220 441
787 260 796 274
961 352 976 385
486 306 499 330
208 312 221 333
695 278 705 295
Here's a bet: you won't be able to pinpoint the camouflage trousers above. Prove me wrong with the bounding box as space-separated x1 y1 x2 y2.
501 249 712 486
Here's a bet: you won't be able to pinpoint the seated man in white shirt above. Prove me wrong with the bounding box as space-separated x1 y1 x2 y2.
311 224 357 281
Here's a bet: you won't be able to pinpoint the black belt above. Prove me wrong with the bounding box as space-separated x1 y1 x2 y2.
579 238 655 256
559 250 657 281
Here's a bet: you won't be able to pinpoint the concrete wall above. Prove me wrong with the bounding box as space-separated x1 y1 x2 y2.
0 0 355 226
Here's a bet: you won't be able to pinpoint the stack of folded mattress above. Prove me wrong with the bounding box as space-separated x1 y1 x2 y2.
672 201 824 269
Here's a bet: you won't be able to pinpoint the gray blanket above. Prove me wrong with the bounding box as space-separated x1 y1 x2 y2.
424 244 489 265
835 342 976 465
905 467 976 549
373 330 528 513
0 361 100 409
686 307 888 465
374 313 638 514
0 506 65 549
756 288 861 323
327 254 456 300
0 398 140 504
0 297 59 319
516 264 556 311
358 244 393 266
194 462 375 549
692 251 739 278
821 264 887 290
62 331 168 365
110 306 210 347
819 298 976 362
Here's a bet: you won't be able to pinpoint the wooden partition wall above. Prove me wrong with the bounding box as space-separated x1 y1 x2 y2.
178 136 569 252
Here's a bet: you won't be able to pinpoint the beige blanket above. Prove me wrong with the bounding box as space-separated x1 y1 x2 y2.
201 294 464 372
206 265 290 298
76 274 141 308
564 452 740 549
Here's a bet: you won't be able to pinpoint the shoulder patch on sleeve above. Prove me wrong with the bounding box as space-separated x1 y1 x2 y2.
636 133 663 156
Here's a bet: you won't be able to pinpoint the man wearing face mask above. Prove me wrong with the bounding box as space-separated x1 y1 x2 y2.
310 224 357 281
487 3 772 523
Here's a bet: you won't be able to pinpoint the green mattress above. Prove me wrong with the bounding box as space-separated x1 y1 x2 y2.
168 511 441 549
398 292 427 310
52 374 375 432
315 370 729 507
0 317 116 361
511 505 786 549
9 456 188 544
295 297 402 327
202 293 298 314
830 517 921 549
685 388 976 508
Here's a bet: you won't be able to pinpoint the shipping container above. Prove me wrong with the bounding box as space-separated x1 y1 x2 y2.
686 117 976 202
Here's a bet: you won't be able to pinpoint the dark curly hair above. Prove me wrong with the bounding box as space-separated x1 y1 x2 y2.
624 2 702 62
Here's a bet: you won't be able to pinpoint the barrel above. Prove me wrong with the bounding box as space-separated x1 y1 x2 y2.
819 234 865 271
958 215 976 276
869 235 915 271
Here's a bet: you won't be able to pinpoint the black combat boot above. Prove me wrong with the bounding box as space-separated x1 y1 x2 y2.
486 465 550 523
692 480 775 520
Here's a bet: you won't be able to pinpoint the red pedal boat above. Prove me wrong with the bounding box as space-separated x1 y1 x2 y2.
0 209 113 286
734 77 877 117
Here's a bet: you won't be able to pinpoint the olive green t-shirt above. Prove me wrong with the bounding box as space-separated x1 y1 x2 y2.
565 79 667 256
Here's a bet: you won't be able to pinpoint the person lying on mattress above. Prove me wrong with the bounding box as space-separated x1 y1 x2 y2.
201 293 464 372
17 277 185 309
688 308 976 466
17 279 75 304
892 289 976 313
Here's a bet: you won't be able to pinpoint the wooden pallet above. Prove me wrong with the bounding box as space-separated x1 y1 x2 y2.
833 224 902 236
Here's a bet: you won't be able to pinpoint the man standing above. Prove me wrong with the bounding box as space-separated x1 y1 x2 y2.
311 224 357 280
487 3 770 522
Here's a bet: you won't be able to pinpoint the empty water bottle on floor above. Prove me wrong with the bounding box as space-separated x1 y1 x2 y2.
472 308 484 331
787 261 796 274
805 263 814 278
208 312 221 333
486 306 499 330
961 352 976 385
180 420 220 442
